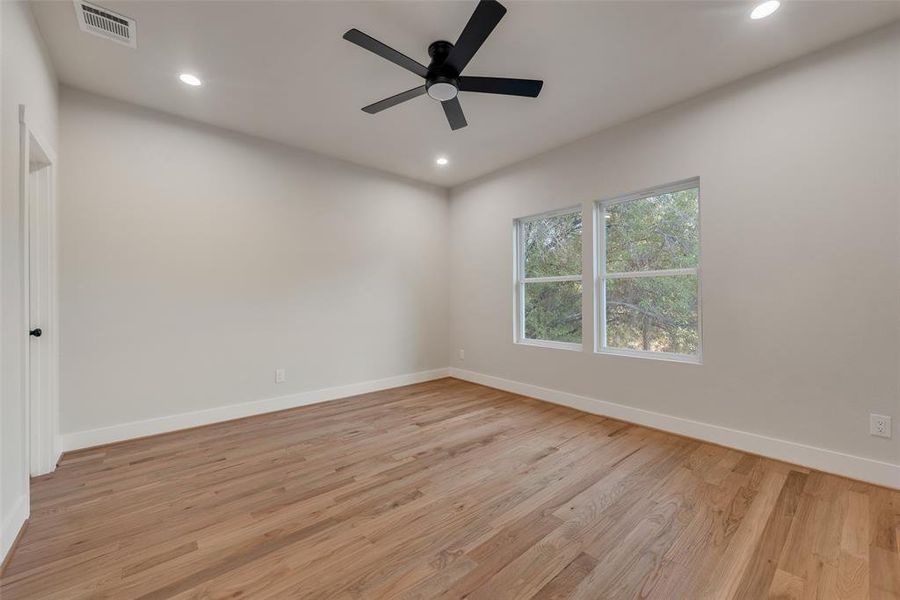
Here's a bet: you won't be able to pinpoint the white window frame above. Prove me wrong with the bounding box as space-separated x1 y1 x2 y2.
514 206 583 351
595 178 702 363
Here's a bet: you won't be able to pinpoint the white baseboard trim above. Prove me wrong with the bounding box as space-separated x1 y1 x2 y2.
1 493 29 565
449 368 900 490
61 368 450 452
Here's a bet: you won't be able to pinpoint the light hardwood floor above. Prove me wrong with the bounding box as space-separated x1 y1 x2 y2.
1 378 897 599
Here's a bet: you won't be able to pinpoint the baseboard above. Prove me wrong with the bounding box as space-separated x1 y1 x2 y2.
1 494 29 568
449 368 900 490
61 368 450 452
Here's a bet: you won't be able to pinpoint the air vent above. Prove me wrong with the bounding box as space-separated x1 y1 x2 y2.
74 1 136 48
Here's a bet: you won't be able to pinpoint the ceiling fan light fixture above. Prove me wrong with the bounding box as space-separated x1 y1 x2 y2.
426 80 459 102
750 0 780 20
436 156 449 166
178 73 202 86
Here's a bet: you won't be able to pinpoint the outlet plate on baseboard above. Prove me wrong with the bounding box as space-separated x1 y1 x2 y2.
275 369 285 384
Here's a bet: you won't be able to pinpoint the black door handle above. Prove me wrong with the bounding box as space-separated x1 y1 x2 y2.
30 328 42 338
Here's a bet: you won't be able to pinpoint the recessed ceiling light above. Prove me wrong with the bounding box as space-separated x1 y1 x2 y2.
750 0 780 20
436 156 449 166
179 73 202 87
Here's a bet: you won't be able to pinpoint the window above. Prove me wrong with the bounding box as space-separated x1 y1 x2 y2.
515 208 583 348
597 180 701 361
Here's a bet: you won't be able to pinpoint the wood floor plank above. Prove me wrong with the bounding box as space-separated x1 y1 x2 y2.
732 469 808 600
0 378 895 599
531 553 598 600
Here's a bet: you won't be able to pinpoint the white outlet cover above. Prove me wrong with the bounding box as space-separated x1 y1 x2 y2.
869 414 891 438
275 369 285 383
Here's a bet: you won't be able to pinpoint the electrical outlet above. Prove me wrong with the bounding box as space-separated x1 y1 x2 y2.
458 349 465 361
869 414 891 438
275 369 285 384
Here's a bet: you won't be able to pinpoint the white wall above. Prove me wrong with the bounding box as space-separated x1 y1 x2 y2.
58 88 449 442
449 25 900 481
1 0 58 562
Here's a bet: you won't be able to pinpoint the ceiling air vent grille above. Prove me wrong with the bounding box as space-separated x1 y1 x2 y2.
74 1 136 48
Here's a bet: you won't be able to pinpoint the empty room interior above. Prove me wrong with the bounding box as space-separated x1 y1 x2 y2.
2 0 899 597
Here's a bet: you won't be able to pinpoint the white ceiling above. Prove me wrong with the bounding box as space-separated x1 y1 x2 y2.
31 0 900 187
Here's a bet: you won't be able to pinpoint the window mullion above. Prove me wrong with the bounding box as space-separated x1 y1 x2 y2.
522 275 581 284
605 267 697 280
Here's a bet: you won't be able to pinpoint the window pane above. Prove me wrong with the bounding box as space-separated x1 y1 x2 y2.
524 281 582 343
605 188 698 273
605 275 698 355
523 212 582 278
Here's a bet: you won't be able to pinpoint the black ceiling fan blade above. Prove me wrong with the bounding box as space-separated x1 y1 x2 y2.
459 76 543 97
444 0 507 75
442 97 468 130
362 86 427 114
343 28 429 78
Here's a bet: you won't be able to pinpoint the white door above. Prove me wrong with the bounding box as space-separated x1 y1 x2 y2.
26 133 56 476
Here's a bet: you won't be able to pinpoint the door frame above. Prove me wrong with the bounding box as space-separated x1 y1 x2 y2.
19 105 60 476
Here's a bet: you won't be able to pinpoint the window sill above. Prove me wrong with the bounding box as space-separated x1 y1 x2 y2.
597 347 702 364
516 339 583 352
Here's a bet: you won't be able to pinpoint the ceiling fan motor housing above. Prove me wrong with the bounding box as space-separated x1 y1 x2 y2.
426 41 459 101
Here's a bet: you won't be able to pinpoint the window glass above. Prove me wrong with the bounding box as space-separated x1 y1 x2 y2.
605 275 699 355
605 188 699 273
522 212 582 278
524 280 583 344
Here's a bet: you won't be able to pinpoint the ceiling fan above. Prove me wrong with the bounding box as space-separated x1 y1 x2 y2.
342 0 543 131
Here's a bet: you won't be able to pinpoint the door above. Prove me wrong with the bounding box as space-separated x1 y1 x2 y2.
25 130 57 476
